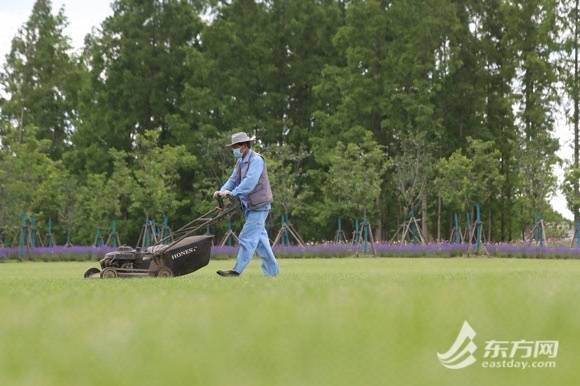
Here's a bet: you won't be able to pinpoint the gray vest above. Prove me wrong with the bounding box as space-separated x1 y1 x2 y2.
236 150 273 209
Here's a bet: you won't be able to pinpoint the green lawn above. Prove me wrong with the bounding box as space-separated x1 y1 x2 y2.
0 258 578 386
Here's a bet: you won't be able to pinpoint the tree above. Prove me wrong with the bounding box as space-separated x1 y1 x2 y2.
466 138 505 207
560 0 580 241
435 151 473 214
129 130 196 220
0 133 66 243
466 138 505 239
563 165 580 218
68 0 207 175
72 173 121 244
392 134 433 221
202 0 272 139
320 132 388 224
70 130 196 244
435 137 504 238
479 0 519 241
263 143 309 218
0 0 79 159
0 0 569 245
508 0 560 232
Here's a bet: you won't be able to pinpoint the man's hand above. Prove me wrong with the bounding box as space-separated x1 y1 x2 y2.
213 190 232 198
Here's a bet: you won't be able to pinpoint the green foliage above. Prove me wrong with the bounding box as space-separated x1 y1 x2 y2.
518 133 560 217
435 150 473 213
319 132 388 220
436 138 504 212
0 0 571 244
392 134 433 214
70 130 196 244
131 131 196 217
562 164 580 212
73 174 122 243
0 133 67 242
262 143 309 216
557 0 580 223
0 0 80 159
466 138 505 205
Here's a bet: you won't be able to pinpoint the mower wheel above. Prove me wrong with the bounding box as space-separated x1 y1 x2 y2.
101 267 118 279
83 267 101 279
157 267 173 278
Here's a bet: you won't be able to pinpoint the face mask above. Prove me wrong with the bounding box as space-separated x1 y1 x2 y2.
233 148 242 159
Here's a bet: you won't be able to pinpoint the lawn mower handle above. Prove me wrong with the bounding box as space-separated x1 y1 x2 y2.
152 195 239 254
217 195 225 210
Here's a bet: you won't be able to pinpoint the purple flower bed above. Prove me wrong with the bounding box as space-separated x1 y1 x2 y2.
2 242 579 262
213 242 580 259
485 243 580 259
0 245 116 262
213 242 536 259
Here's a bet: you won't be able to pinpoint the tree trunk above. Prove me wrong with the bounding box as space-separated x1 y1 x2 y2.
437 195 442 242
488 205 492 242
375 197 382 242
422 191 428 242
396 202 401 238
574 0 579 243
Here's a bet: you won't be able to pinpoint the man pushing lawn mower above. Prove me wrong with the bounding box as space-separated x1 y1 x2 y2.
213 132 280 277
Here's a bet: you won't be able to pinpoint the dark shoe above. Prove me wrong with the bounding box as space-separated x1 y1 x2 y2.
216 270 240 277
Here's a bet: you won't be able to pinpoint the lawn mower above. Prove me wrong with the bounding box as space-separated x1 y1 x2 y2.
83 196 237 279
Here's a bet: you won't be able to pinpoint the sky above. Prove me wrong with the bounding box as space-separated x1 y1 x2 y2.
0 0 113 54
0 0 576 221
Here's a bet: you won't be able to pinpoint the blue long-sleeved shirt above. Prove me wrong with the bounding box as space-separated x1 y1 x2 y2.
221 151 271 210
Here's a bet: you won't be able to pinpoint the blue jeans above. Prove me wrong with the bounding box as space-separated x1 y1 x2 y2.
233 208 279 276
